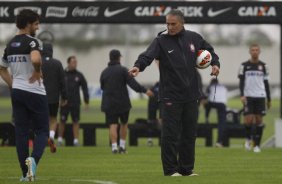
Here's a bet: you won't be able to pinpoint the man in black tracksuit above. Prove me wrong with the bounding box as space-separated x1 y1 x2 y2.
41 43 67 152
58 56 89 146
100 49 153 153
129 9 220 176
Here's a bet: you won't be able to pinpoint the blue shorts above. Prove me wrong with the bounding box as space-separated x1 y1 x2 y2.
11 89 49 135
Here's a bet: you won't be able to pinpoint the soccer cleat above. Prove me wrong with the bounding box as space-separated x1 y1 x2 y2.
57 140 63 146
112 149 118 154
188 173 199 176
118 147 127 154
48 138 57 153
147 140 153 147
244 140 252 151
19 176 29 182
253 146 261 153
25 157 36 182
215 142 223 148
171 172 182 176
73 142 80 147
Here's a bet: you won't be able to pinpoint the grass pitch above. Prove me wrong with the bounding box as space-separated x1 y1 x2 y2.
0 146 282 184
0 97 281 183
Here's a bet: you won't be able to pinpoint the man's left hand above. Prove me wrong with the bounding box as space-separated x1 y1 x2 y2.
211 65 220 76
29 71 42 85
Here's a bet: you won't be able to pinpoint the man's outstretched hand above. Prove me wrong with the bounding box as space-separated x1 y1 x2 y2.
128 67 140 77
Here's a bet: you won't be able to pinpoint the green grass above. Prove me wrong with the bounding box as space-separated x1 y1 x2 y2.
0 147 282 184
0 98 281 183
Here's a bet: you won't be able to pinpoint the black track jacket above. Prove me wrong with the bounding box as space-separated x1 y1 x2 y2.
64 69 89 106
42 43 67 104
134 29 220 103
100 61 147 114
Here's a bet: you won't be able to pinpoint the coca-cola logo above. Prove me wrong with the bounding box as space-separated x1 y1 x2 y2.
72 6 99 17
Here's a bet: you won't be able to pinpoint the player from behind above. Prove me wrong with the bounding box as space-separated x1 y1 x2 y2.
0 9 49 181
41 42 67 153
100 49 153 154
238 43 271 153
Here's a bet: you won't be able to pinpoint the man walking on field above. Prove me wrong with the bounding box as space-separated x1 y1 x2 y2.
0 9 49 181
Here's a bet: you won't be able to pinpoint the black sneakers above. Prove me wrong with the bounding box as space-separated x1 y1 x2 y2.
112 149 118 154
118 147 127 154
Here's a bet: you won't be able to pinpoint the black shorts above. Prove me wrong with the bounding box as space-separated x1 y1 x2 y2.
48 103 59 117
60 105 80 123
244 97 266 116
105 111 129 125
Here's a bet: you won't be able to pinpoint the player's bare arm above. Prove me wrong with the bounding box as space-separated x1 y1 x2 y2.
29 50 42 85
128 66 140 77
0 66 13 88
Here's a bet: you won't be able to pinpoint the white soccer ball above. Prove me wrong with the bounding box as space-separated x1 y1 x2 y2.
196 50 212 69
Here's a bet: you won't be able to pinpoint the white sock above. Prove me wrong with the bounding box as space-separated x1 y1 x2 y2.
119 139 126 149
58 137 63 142
49 130 55 139
112 143 118 151
73 138 79 144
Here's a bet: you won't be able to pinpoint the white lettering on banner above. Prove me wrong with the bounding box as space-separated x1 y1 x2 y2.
238 6 276 16
14 7 42 15
72 6 99 17
0 7 9 17
207 7 232 17
177 6 203 17
46 7 68 18
104 7 129 17
135 6 203 17
134 6 172 16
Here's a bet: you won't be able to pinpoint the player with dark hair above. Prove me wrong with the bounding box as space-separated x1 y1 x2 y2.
41 42 67 153
238 43 271 153
100 49 153 153
0 9 48 181
58 56 89 146
129 9 220 176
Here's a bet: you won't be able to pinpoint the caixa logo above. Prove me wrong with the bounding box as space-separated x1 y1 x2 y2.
238 6 276 16
72 6 99 17
135 6 203 17
46 6 68 18
14 7 42 16
135 6 172 16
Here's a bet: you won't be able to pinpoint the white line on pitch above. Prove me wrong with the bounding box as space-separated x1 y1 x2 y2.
1 176 118 184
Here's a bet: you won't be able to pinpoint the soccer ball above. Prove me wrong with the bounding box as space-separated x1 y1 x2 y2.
196 50 212 69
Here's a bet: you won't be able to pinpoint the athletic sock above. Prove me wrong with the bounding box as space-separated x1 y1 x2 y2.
73 138 79 145
49 130 55 140
58 137 63 142
119 139 126 149
244 124 252 140
112 143 118 151
254 124 264 146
